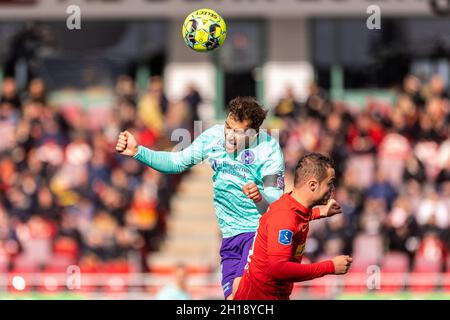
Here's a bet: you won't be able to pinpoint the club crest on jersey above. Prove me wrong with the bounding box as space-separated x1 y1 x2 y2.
241 150 255 165
277 175 285 189
278 229 293 245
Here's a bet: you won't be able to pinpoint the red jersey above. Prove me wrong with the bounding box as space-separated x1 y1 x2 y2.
234 193 335 300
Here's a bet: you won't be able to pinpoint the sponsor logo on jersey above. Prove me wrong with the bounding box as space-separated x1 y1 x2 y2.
295 243 305 257
211 159 218 171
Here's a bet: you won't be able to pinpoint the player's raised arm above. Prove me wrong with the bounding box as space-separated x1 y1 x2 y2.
115 129 208 174
267 254 352 282
310 199 343 220
116 130 139 156
243 141 285 211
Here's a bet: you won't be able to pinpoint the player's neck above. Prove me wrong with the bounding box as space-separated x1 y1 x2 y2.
290 189 314 210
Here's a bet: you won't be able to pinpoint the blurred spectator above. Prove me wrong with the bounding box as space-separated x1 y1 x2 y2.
385 196 420 267
365 168 397 210
321 214 354 256
402 74 425 109
436 158 450 190
183 83 202 125
0 74 178 277
378 130 411 187
274 86 301 120
416 189 449 232
0 77 21 110
27 78 46 104
347 112 384 155
138 76 168 136
115 74 137 103
403 154 427 184
1 68 450 294
303 81 330 121
155 264 192 300
414 230 448 272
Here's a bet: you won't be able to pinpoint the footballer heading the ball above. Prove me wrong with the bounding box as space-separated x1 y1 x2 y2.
182 8 227 52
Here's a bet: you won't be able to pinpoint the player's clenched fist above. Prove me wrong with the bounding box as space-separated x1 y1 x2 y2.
332 255 352 274
321 199 343 218
115 130 138 157
243 182 262 203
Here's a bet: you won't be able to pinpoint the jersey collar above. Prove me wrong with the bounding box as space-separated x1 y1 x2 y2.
285 192 311 219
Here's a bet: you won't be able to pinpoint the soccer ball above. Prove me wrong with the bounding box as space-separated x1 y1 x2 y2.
182 8 227 52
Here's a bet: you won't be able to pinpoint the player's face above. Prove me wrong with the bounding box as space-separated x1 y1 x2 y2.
224 115 256 154
315 167 336 205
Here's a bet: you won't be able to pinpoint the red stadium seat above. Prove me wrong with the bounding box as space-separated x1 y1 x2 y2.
442 257 450 293
380 251 409 293
351 234 383 266
46 254 77 272
8 266 35 293
38 268 65 293
409 254 442 293
306 254 339 297
0 255 8 273
343 258 379 293
442 273 450 293
308 275 340 298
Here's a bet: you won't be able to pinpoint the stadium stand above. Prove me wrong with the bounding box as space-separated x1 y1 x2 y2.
0 69 450 299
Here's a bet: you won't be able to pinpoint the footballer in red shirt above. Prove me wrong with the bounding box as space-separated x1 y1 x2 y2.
234 153 352 300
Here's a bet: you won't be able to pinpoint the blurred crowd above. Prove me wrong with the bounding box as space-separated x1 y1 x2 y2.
0 74 202 276
1 69 450 284
275 74 450 274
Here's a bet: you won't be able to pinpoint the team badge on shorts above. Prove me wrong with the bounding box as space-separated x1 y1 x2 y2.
241 150 255 164
278 229 293 245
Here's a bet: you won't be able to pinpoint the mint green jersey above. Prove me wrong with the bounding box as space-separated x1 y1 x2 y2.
133 124 285 238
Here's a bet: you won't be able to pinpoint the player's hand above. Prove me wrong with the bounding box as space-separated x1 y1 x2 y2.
332 255 352 274
320 199 342 218
115 130 139 157
243 182 262 203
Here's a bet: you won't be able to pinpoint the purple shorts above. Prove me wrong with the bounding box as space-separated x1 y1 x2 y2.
219 231 255 299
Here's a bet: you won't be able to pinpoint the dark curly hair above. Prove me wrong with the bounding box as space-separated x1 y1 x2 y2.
226 96 268 130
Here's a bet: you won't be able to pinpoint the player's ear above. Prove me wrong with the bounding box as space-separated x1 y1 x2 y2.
308 179 318 192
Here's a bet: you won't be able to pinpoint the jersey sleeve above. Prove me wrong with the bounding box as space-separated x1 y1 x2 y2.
267 255 335 282
133 126 214 174
265 211 335 281
266 212 296 257
260 141 285 203
310 207 322 220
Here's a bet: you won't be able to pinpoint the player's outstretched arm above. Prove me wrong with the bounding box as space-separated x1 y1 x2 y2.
267 255 336 283
331 255 353 274
311 199 343 220
267 255 352 282
115 129 206 174
115 130 139 157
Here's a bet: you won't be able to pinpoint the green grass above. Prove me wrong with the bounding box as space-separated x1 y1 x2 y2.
338 292 450 300
3 291 450 300
0 292 87 300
